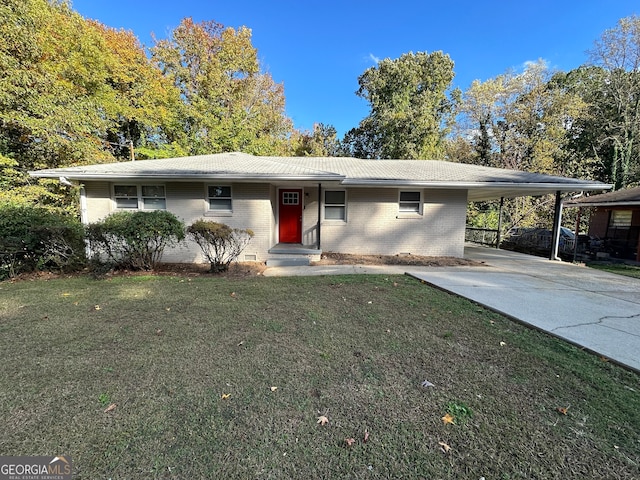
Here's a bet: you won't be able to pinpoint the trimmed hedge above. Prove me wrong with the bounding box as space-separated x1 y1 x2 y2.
0 203 85 279
187 220 254 272
86 210 185 270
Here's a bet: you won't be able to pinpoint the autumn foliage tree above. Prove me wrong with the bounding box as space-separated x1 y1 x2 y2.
343 51 459 159
151 18 293 156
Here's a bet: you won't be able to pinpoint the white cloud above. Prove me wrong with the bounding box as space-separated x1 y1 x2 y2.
369 53 381 64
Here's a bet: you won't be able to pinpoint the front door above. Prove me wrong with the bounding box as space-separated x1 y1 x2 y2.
279 189 302 243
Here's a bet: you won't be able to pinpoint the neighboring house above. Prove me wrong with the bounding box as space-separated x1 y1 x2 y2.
30 152 610 265
565 186 640 262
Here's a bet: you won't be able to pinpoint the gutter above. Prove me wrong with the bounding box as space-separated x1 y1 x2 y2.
29 172 346 182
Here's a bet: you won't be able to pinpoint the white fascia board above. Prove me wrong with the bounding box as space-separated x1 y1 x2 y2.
29 171 345 182
340 179 612 191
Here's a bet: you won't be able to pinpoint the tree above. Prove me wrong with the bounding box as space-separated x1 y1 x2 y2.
151 18 293 156
588 15 640 189
343 51 458 159
293 123 341 156
86 21 180 161
458 60 587 175
0 0 178 210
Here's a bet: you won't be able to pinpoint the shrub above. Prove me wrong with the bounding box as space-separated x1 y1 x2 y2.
0 203 85 279
86 210 185 270
187 220 254 273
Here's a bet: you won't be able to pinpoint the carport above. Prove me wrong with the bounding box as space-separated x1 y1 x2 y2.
466 179 612 261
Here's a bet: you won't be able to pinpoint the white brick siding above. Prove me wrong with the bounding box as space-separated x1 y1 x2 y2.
320 188 468 258
83 181 468 262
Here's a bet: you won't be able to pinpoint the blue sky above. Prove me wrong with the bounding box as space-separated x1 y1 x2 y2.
72 0 638 137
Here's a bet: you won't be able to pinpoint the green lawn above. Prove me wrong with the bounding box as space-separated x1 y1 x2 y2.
1 273 638 479
587 262 640 279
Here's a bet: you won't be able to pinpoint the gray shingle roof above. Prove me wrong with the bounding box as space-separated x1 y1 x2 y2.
30 152 611 201
565 186 640 207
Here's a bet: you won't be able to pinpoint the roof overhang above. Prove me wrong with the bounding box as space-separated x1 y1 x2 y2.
564 201 640 208
341 179 611 201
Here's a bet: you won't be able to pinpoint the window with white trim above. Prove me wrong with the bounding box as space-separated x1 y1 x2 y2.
114 185 166 210
324 190 346 221
208 185 232 212
399 191 421 214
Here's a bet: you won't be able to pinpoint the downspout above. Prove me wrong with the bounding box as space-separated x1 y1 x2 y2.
496 197 504 248
79 185 88 226
316 183 321 250
550 191 563 261
79 185 91 259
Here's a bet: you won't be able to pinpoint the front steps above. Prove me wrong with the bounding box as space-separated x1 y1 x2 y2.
266 244 322 267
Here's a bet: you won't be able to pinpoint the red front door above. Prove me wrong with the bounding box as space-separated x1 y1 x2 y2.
279 189 302 243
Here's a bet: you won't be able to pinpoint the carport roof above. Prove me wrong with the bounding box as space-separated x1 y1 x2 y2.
30 152 611 201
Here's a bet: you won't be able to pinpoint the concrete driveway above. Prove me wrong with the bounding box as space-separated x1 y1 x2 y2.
408 245 640 373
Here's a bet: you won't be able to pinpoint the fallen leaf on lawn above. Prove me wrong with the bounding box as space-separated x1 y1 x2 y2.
393 282 398 287
221 393 231 400
61 293 71 297
499 341 506 346
421 380 435 388
230 292 236 298
345 438 356 447
556 406 569 415
270 386 278 392
156 329 163 335
237 341 244 347
600 356 609 362
363 430 370 443
442 413 455 425
317 415 329 426
438 441 451 453
165 307 171 311
367 301 372 304
104 403 117 413
94 305 101 311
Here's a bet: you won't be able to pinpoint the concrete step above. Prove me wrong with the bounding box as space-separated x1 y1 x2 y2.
266 256 312 267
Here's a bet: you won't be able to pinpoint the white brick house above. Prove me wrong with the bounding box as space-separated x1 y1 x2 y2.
30 152 609 264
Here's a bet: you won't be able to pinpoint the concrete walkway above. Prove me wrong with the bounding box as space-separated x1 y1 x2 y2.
264 245 640 372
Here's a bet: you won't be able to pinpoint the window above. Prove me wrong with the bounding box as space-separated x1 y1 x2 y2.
399 191 421 214
114 185 138 209
282 191 299 205
611 210 632 227
208 185 232 212
324 190 346 221
114 185 166 210
141 185 166 210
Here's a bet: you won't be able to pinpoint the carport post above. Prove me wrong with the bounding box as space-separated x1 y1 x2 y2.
496 197 504 248
550 191 563 261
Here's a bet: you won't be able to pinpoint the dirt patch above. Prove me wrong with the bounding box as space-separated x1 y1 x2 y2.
154 262 267 278
313 251 483 267
5 253 481 283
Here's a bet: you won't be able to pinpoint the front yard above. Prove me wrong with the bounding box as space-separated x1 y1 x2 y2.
0 273 638 479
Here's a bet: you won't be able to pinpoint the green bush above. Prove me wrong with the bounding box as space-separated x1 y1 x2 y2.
86 210 185 270
0 203 85 279
187 220 254 272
